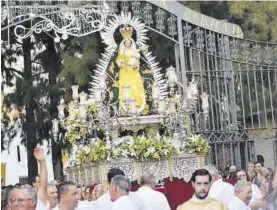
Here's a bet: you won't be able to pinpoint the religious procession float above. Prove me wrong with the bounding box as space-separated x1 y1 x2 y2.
52 12 210 185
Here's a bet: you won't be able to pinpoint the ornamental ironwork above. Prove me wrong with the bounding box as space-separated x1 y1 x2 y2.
2 0 277 171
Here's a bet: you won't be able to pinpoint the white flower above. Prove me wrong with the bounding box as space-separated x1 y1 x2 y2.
138 135 146 141
112 149 119 156
130 151 136 157
121 150 129 158
83 146 91 154
147 146 155 154
163 149 169 155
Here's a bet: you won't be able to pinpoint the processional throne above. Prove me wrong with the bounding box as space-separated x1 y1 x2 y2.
60 13 209 185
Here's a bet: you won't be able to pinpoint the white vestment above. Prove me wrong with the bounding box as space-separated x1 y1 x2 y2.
208 179 234 207
135 186 171 210
228 196 251 210
112 195 138 210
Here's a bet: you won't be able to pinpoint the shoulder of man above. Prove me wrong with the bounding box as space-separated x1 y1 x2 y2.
223 181 234 187
95 191 110 205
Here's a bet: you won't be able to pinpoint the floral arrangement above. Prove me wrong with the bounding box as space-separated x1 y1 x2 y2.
76 135 177 164
131 135 176 161
64 103 97 144
183 134 210 155
76 140 108 164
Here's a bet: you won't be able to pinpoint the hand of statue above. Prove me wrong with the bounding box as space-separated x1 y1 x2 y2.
118 59 124 68
34 147 46 162
135 52 140 59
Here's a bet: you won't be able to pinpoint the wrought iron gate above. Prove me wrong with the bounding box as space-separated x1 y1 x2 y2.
180 26 277 170
1 0 277 170
122 0 277 170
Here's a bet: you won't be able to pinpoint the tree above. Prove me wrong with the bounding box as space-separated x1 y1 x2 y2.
227 2 277 42
2 27 63 182
179 1 277 42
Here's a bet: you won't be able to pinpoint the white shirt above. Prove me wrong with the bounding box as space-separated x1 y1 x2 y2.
135 186 170 210
129 192 146 210
36 199 49 210
208 179 235 207
51 201 94 210
228 196 251 210
77 200 96 210
93 191 144 210
249 184 262 210
112 195 138 210
93 191 112 210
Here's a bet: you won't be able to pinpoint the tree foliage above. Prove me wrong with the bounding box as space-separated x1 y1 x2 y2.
179 1 277 42
227 2 277 42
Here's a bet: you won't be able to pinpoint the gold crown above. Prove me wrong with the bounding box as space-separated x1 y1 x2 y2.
119 26 133 39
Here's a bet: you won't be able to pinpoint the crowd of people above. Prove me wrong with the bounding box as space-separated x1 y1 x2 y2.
1 148 277 210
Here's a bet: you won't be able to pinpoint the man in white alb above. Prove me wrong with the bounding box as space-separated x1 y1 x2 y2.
204 164 235 206
228 180 252 210
109 175 138 210
135 173 170 210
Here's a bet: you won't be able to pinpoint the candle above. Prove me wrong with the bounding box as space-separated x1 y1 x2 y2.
71 85 79 100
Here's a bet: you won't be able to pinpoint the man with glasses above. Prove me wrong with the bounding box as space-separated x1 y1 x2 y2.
8 148 49 210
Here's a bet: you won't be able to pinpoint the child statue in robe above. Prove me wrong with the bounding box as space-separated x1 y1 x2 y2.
115 26 147 114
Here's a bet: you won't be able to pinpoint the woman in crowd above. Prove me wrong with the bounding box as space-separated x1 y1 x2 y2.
259 167 275 210
252 162 263 186
247 162 256 182
92 183 109 200
84 186 93 202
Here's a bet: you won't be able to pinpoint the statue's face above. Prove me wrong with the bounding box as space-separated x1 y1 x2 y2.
124 40 132 48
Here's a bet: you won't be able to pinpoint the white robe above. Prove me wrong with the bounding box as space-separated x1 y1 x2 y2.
135 186 171 210
112 195 138 210
228 196 251 210
208 179 235 207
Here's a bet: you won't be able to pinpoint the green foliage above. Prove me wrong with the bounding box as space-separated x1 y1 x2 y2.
179 1 277 42
183 134 210 155
76 135 177 165
60 34 102 91
227 2 277 42
76 140 108 164
131 136 177 161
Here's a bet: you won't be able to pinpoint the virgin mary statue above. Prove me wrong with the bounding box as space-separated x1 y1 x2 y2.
116 26 147 113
